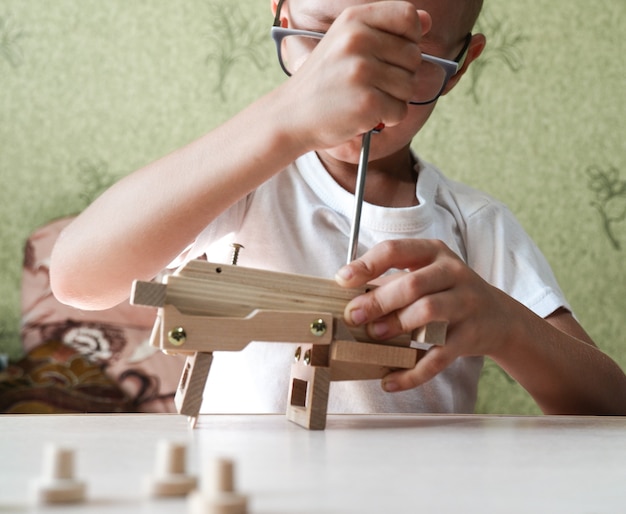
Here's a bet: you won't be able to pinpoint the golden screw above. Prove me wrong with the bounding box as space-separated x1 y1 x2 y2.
310 319 327 337
167 327 187 346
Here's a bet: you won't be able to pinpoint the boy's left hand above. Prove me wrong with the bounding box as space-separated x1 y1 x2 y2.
335 238 515 392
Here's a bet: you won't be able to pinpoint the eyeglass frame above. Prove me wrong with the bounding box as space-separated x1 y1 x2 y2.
271 0 472 105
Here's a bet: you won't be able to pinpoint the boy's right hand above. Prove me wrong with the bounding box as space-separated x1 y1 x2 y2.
277 2 432 151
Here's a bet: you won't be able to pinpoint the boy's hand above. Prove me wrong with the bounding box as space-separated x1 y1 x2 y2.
279 2 432 150
335 239 515 392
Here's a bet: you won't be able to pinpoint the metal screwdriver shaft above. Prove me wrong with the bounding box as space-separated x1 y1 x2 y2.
347 129 373 265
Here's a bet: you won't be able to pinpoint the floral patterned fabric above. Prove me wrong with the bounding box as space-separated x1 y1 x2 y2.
5 216 184 413
0 340 140 413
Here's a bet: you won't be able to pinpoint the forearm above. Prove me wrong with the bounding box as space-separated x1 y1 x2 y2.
490 304 626 415
50 86 306 310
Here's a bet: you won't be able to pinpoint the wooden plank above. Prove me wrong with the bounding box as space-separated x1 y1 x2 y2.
329 340 424 381
331 340 419 368
174 352 213 422
159 305 334 352
176 260 371 302
130 281 167 307
163 273 365 317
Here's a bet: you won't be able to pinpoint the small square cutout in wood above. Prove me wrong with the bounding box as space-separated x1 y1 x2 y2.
290 378 308 408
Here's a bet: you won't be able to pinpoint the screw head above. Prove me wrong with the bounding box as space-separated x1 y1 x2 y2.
294 346 302 362
304 349 312 365
167 327 187 346
310 319 327 337
230 243 245 265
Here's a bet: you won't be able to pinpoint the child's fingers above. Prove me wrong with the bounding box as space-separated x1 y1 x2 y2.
335 4 432 78
282 4 433 145
322 6 430 108
416 9 433 37
350 3 431 42
342 267 453 330
381 345 457 392
335 239 447 288
364 289 454 340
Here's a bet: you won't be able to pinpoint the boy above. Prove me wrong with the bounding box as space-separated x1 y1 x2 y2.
50 0 626 414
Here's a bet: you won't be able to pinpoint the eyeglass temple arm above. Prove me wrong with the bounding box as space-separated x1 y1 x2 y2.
273 0 287 27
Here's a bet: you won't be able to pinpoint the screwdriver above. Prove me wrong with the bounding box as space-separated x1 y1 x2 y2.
346 123 384 265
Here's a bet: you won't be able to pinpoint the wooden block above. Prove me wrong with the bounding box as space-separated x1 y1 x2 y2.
175 352 213 423
131 280 167 307
331 340 419 368
294 343 330 368
329 340 424 381
412 321 448 347
286 357 330 430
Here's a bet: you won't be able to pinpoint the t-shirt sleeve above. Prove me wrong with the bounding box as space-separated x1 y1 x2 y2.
166 196 248 269
464 202 572 319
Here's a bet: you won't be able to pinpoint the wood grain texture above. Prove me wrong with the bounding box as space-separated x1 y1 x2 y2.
174 352 213 419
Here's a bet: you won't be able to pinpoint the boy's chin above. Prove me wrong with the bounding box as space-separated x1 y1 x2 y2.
323 137 370 165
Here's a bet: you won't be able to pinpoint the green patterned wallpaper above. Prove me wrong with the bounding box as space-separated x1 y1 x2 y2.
1 0 624 414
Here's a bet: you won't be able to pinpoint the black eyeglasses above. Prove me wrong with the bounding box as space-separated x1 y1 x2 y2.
271 0 471 105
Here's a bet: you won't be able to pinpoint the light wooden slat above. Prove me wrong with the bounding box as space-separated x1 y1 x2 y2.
176 260 371 302
131 280 167 307
159 305 334 352
329 340 423 381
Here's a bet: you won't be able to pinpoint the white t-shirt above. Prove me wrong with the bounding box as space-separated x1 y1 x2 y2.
178 151 569 414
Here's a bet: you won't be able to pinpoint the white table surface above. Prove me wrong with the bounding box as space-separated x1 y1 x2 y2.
0 413 624 513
